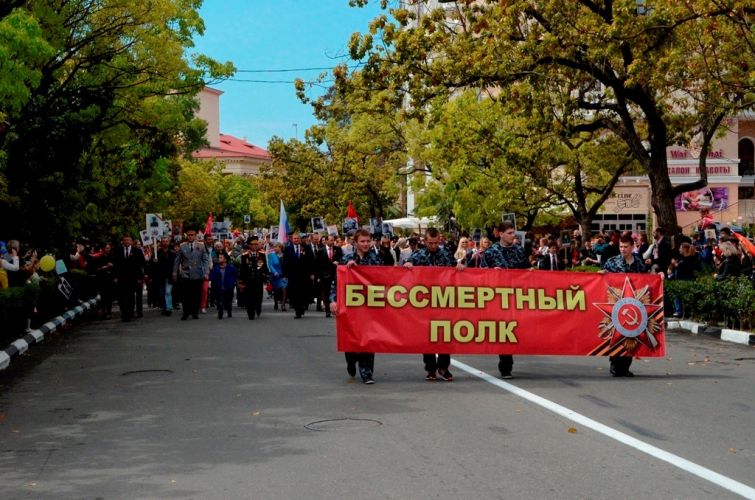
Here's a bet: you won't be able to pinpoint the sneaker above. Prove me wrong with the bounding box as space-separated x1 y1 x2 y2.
500 372 513 379
363 376 375 384
346 360 357 377
201 309 207 314
426 371 437 381
437 368 454 382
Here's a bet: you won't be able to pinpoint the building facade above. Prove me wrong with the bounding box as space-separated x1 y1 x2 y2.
595 114 755 234
192 87 271 175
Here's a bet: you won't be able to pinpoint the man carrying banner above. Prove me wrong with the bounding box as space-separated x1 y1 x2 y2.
330 228 385 384
404 228 465 382
480 221 531 379
599 233 646 377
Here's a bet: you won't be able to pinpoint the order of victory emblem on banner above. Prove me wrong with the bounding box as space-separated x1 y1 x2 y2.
590 277 664 357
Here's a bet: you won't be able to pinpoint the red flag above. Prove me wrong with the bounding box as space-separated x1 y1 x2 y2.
204 212 213 237
347 201 359 223
733 232 755 258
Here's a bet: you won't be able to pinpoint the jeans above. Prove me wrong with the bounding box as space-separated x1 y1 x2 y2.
157 279 173 311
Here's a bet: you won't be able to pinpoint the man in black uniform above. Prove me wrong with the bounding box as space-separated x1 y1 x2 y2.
329 229 385 384
480 222 531 378
404 228 465 381
239 236 269 320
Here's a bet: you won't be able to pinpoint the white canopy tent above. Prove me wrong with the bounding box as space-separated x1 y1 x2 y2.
383 216 438 230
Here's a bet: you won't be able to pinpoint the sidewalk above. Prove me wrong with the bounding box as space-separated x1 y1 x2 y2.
666 317 755 347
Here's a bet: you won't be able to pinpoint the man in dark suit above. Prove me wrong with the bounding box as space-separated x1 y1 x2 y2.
538 242 564 270
113 234 145 322
283 232 316 319
316 234 343 317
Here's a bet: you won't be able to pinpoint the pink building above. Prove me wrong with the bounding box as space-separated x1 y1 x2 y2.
595 114 755 234
192 87 271 175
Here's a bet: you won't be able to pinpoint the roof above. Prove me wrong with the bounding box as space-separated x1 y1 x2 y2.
193 134 271 161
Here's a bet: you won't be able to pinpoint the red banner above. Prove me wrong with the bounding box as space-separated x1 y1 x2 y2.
335 266 665 357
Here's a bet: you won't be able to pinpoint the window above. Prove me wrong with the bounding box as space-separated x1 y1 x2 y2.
739 138 754 176
739 187 754 200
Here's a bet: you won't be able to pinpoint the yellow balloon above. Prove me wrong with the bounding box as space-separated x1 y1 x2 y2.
40 255 56 273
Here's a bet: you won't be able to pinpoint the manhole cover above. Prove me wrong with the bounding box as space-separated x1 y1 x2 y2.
305 418 382 432
121 369 174 376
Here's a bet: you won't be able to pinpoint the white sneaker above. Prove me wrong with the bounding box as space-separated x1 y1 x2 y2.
201 309 207 314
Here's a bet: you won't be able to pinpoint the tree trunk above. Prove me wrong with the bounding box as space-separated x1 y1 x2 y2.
647 154 679 235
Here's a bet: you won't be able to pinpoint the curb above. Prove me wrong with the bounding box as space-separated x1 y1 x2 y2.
666 319 755 347
0 295 100 371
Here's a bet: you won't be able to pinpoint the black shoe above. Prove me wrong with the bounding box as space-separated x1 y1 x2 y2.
364 376 375 384
181 314 189 321
325 312 331 318
426 371 437 381
135 312 143 318
437 368 454 382
294 314 302 319
500 372 513 379
274 303 279 310
228 312 232 318
610 367 633 377
192 315 199 319
347 360 357 377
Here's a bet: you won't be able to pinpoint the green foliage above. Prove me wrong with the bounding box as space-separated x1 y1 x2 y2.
351 0 755 234
0 0 234 247
261 71 404 229
0 282 39 344
666 276 755 331
166 159 273 230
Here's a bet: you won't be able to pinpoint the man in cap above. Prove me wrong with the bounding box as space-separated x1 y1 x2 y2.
239 236 269 319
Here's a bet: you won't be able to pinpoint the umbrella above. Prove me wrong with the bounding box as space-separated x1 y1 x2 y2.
733 232 755 258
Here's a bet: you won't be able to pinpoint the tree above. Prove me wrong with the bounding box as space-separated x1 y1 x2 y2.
0 0 234 247
259 71 405 229
349 0 755 235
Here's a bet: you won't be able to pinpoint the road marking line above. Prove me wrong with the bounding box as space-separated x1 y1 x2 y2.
451 359 755 499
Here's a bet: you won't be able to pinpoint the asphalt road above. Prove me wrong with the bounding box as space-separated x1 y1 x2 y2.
1 299 754 499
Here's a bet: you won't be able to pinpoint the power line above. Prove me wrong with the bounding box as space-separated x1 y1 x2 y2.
221 78 335 85
235 63 363 73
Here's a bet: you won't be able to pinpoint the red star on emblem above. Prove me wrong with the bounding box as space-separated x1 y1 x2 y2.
593 277 663 352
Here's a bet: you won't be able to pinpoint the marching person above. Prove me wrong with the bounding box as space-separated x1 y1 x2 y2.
316 234 343 317
239 236 269 320
156 236 176 316
283 232 316 319
599 233 647 377
404 228 465 382
173 229 210 320
329 229 385 384
481 222 531 379
209 252 238 319
113 234 145 323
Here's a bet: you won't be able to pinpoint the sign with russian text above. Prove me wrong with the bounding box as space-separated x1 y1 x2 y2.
335 267 665 357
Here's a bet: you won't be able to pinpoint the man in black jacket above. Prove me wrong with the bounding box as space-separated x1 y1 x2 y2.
113 234 145 322
283 232 316 319
315 235 343 317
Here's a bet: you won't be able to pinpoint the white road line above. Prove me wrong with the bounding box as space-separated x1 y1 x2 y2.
451 359 755 500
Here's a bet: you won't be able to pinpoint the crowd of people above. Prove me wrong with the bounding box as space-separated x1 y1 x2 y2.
2 218 754 382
